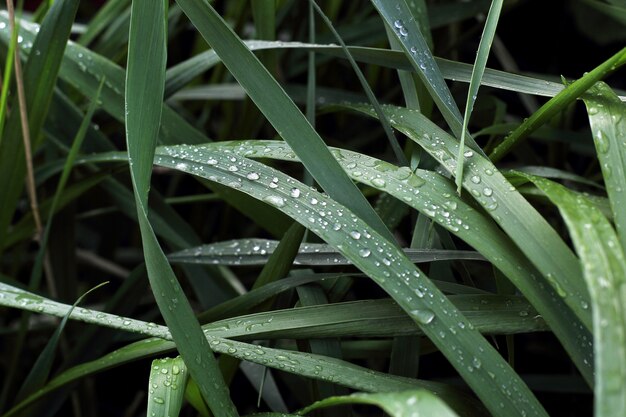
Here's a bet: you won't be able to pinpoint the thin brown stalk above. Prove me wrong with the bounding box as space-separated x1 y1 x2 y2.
7 0 43 236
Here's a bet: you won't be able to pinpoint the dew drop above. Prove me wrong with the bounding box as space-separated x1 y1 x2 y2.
358 248 371 258
372 178 386 187
349 230 361 240
483 187 493 197
246 172 259 180
290 188 301 198
470 175 481 184
263 195 285 207
410 309 435 324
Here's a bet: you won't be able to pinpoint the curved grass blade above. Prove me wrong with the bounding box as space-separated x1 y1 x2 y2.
125 1 237 415
582 82 626 250
489 47 626 162
153 146 548 416
343 103 592 331
514 173 626 417
456 0 503 194
147 357 188 417
299 390 459 417
174 0 394 243
168 239 485 266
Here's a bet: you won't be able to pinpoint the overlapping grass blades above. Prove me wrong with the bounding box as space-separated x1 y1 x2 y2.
343 104 591 328
456 0 502 193
515 173 626 417
299 390 459 417
150 145 548 416
0 281 498 417
174 0 393 243
200 139 594 384
124 1 237 415
582 82 626 250
0 0 79 252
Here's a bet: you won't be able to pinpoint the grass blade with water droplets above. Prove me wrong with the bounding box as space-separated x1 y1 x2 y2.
513 173 626 417
125 1 237 414
582 82 626 250
456 0 503 193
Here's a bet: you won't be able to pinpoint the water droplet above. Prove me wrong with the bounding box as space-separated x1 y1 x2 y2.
359 248 371 258
263 195 285 207
410 309 435 324
472 357 482 369
484 168 494 176
207 158 218 165
372 178 386 187
470 175 481 184
290 188 301 198
483 187 493 197
153 397 165 404
464 150 474 157
349 230 361 240
246 172 259 180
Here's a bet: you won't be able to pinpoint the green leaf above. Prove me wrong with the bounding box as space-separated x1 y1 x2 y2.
147 357 188 417
168 239 485 266
514 173 626 417
174 0 394 242
125 1 237 415
456 0 503 193
299 390 459 417
582 82 626 250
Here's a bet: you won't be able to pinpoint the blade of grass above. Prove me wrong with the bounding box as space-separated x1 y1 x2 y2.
174 0 395 243
125 1 237 415
456 0 503 194
299 390 459 417
147 357 188 417
581 82 626 250
514 173 626 417
168 239 485 266
489 47 626 162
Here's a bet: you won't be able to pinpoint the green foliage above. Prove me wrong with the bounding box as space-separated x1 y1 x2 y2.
0 2 624 416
